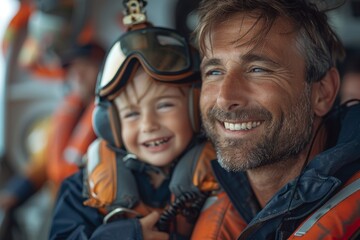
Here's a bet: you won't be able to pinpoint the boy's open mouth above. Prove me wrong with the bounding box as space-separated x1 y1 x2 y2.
143 137 171 147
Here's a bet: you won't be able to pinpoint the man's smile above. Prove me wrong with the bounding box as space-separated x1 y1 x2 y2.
223 121 262 131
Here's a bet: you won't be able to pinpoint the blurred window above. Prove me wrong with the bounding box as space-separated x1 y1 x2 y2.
0 0 20 158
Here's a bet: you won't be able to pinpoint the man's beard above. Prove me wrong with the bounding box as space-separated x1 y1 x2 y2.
202 86 314 172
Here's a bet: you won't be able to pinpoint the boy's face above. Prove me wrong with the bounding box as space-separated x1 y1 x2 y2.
114 67 194 168
340 73 360 105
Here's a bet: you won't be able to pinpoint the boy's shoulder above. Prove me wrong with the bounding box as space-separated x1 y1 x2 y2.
170 138 219 196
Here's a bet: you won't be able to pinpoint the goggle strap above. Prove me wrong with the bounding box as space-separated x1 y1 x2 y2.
141 64 196 81
155 71 201 84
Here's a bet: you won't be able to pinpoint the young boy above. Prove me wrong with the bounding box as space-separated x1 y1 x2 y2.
49 26 218 240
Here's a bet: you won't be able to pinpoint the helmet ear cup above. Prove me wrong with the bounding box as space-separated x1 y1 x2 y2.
92 100 121 148
107 102 123 147
189 85 201 133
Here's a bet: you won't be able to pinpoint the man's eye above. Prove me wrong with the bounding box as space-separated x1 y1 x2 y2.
249 67 269 73
205 70 222 76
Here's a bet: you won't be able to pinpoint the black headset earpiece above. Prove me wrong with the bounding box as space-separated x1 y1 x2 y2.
92 99 117 147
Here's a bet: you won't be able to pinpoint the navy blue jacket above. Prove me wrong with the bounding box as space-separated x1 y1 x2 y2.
49 169 144 240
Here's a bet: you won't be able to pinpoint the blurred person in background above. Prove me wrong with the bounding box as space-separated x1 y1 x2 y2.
0 0 102 238
339 53 360 105
0 42 105 239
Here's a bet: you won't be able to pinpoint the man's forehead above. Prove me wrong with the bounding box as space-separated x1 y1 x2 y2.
201 20 298 68
202 14 295 52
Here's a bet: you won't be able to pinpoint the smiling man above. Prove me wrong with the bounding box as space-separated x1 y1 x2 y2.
190 0 360 239
200 15 314 174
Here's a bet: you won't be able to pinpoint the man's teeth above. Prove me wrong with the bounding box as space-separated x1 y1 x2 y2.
145 138 169 147
224 121 261 131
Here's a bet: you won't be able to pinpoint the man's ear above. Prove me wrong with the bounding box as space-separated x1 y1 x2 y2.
311 67 340 117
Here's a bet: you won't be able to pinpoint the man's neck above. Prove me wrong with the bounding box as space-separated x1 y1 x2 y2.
247 121 328 208
246 155 306 208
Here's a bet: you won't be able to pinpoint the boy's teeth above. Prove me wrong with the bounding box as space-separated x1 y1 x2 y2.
146 138 168 147
224 121 261 131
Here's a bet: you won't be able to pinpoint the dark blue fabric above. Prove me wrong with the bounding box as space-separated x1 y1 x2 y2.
134 172 171 208
212 104 360 240
49 170 143 240
4 174 38 208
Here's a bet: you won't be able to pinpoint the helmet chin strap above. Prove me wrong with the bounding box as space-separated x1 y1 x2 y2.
108 136 199 179
122 153 168 177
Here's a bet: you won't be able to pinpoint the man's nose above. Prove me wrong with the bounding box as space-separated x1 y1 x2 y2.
216 73 250 111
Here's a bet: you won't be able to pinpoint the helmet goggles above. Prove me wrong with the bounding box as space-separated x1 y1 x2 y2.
96 27 200 100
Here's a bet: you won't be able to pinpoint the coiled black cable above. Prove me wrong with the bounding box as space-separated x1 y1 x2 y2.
157 191 209 232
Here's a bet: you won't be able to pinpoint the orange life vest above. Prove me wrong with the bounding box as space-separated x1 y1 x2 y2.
289 171 360 240
83 138 219 238
23 94 96 199
192 171 360 240
46 94 96 190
